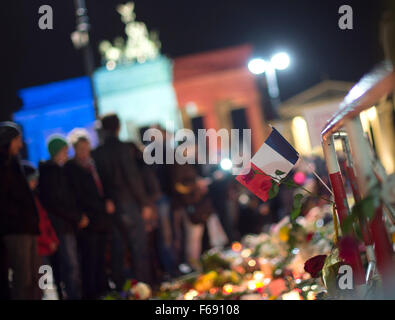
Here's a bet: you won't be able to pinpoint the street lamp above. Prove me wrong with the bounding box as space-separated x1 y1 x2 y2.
271 52 290 70
71 0 98 118
247 58 267 75
248 52 290 116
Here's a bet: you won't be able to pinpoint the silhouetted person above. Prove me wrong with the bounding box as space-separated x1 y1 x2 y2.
93 114 153 287
65 129 113 299
39 136 88 299
0 122 40 300
22 161 59 300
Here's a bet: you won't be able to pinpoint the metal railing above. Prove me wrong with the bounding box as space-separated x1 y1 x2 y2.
321 61 395 289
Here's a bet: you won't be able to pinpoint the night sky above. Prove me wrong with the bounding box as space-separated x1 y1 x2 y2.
0 0 387 120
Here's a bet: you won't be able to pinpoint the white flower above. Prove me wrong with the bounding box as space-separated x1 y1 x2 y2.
130 282 151 300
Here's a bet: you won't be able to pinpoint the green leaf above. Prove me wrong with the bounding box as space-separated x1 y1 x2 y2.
251 242 264 257
268 181 280 199
103 292 122 300
290 208 301 220
353 223 364 243
351 195 377 220
361 196 377 219
286 179 298 187
275 169 286 176
293 193 303 209
343 192 379 236
341 213 356 235
290 194 303 220
122 279 131 292
283 179 297 189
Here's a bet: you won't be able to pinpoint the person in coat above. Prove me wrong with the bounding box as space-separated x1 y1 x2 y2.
39 135 89 299
22 161 59 258
0 122 41 300
169 146 214 272
65 129 113 299
93 114 153 288
22 161 59 299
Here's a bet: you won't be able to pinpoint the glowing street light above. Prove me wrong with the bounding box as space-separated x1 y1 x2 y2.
247 58 267 75
271 52 290 70
248 52 291 118
247 52 290 74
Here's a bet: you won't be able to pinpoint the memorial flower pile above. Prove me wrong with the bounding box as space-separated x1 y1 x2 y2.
155 204 336 300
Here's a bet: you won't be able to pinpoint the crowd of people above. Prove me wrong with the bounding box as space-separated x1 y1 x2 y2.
0 113 329 300
0 114 245 300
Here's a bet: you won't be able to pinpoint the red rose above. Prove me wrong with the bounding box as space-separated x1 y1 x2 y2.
260 180 272 194
130 279 138 286
242 169 255 183
306 232 314 243
304 255 327 278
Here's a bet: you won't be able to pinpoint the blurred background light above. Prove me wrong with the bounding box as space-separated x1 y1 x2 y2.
220 158 233 171
291 116 311 156
247 58 267 75
271 52 290 70
238 193 249 205
293 171 306 185
366 106 377 121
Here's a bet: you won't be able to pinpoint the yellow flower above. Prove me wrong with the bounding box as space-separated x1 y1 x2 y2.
279 226 290 242
204 271 218 281
194 271 217 292
230 271 240 284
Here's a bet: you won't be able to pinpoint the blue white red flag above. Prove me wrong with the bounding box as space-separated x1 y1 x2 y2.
236 127 299 202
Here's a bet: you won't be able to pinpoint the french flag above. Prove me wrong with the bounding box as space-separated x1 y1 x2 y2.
236 127 299 202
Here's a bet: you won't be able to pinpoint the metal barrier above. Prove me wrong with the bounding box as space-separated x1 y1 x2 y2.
321 61 395 289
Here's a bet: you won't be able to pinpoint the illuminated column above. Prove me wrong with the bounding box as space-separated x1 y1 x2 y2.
291 116 311 156
360 106 395 173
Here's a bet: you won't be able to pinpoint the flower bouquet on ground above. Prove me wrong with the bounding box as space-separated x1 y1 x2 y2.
104 279 152 300
154 202 335 300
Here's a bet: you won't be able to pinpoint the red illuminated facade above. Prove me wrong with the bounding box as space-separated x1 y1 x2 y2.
173 44 267 152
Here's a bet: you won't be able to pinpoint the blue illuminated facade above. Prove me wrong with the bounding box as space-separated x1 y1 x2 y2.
13 77 97 165
13 56 181 164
